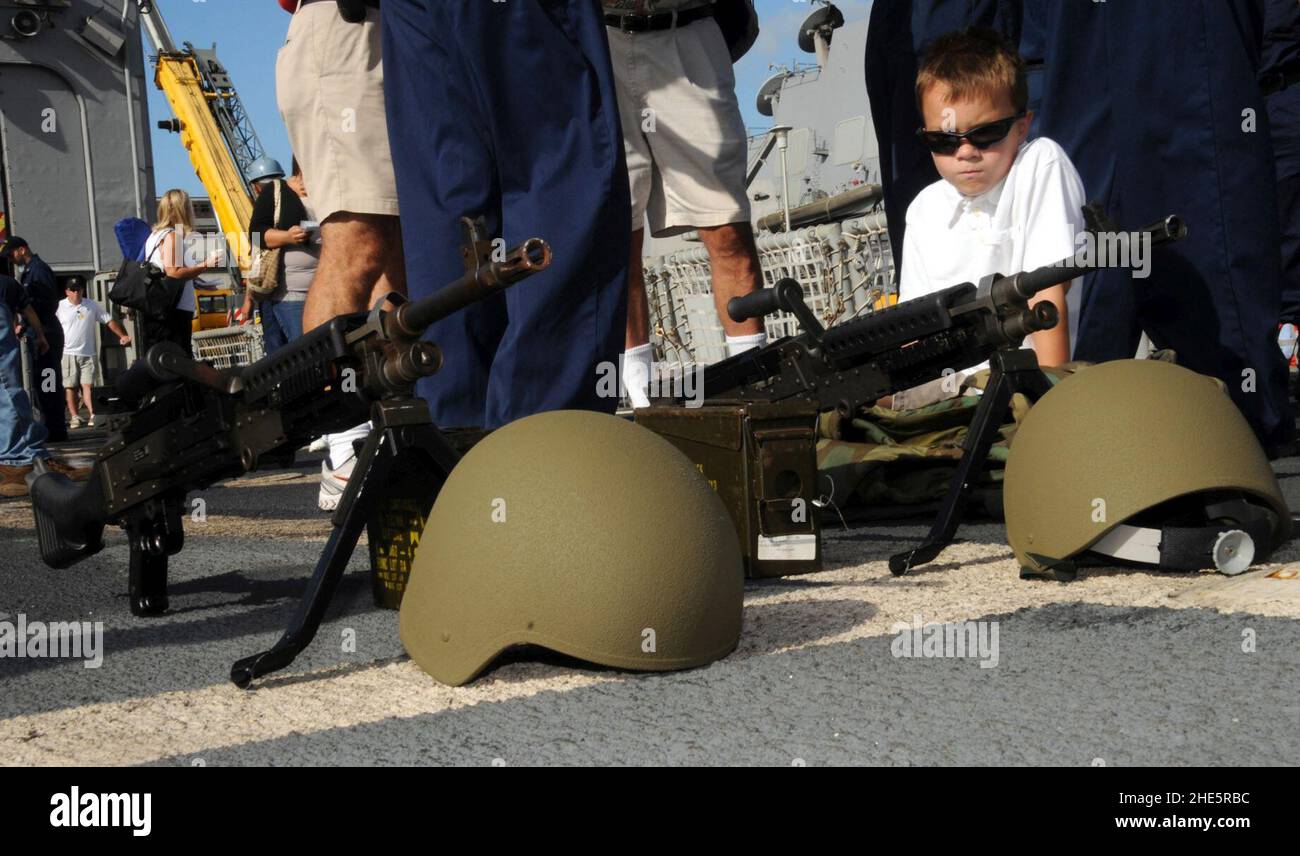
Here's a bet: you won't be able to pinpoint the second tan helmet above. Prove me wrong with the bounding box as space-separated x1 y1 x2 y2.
1005 360 1291 579
400 410 745 686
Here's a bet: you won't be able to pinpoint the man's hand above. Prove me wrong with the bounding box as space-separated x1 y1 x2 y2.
118 334 132 346
35 335 49 356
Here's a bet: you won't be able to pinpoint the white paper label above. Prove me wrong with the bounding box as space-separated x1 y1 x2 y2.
757 534 818 561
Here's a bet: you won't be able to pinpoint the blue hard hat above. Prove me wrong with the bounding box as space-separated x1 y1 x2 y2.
247 156 286 184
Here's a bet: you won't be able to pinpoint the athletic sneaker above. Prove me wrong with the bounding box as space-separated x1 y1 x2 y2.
318 453 356 512
87 415 97 428
68 416 82 429
307 436 329 453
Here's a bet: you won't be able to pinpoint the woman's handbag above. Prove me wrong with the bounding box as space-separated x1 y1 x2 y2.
247 181 285 300
109 228 184 321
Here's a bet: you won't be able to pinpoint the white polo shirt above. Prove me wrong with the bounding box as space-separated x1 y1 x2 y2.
898 136 1087 361
57 298 112 357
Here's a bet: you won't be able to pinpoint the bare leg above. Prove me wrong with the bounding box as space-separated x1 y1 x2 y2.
697 222 763 337
626 229 649 348
65 387 78 420
366 217 407 309
82 384 94 418
302 213 405 333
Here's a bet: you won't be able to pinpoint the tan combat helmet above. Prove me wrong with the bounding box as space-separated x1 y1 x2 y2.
400 410 745 686
1005 359 1291 579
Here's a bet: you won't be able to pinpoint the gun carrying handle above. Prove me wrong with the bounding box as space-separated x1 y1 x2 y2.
728 288 782 323
728 279 825 338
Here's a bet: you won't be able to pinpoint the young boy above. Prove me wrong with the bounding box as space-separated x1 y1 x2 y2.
899 27 1086 375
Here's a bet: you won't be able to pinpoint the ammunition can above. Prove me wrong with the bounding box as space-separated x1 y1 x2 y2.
637 400 822 578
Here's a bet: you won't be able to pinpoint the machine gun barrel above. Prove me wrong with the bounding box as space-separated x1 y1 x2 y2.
392 237 552 339
996 214 1186 303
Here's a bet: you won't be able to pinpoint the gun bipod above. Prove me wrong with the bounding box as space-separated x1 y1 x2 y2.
230 398 462 688
889 348 1053 575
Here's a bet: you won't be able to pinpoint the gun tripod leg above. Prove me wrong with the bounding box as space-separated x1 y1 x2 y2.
890 351 1054 575
230 427 398 688
889 368 1017 575
231 402 465 688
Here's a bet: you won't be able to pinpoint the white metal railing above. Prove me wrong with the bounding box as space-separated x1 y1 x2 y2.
643 211 895 369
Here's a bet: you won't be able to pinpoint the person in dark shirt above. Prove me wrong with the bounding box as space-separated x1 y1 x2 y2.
1 236 67 441
1261 0 1300 328
0 274 86 497
1017 0 1294 454
245 158 319 352
0 276 46 351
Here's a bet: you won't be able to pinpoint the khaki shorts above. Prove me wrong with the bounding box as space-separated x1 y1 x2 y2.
607 19 750 238
61 354 97 387
276 3 399 224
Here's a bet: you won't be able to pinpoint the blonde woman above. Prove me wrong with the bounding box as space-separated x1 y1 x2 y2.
141 189 222 354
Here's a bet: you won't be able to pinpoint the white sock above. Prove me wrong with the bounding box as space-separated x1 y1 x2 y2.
327 422 371 469
621 343 653 408
726 331 768 357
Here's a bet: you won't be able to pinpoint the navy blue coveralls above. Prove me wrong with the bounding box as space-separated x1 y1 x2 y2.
20 254 65 442
1262 0 1300 325
1018 0 1294 450
865 0 1018 268
381 0 630 429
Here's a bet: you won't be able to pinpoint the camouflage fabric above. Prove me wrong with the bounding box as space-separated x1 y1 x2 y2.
816 364 1086 514
603 0 714 16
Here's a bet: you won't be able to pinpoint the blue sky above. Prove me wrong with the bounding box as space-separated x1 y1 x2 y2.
146 0 872 195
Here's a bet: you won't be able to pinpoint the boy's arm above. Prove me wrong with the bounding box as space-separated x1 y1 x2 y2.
1028 285 1070 366
1021 145 1089 272
1021 144 1089 365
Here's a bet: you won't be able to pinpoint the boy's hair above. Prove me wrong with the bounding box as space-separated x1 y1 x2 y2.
915 27 1028 118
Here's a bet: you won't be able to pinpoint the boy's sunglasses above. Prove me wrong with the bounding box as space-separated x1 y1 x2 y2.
915 113 1026 155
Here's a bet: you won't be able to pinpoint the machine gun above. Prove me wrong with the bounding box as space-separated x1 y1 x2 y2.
641 204 1186 578
27 218 551 687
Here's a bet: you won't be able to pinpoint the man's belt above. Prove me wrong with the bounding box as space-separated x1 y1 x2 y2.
605 5 713 34
1261 63 1300 97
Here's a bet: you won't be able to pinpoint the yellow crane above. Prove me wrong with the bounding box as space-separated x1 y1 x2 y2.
137 0 263 275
